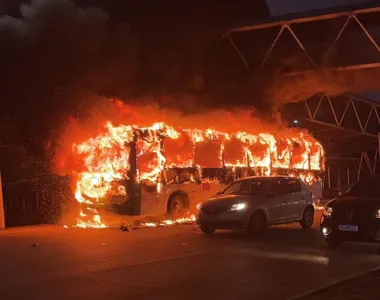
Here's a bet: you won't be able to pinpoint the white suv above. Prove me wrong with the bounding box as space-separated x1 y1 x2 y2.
195 176 314 235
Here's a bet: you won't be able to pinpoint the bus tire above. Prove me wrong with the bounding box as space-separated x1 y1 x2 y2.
167 193 188 219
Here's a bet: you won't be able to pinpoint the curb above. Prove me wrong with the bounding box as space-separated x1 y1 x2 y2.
0 224 59 234
286 265 380 300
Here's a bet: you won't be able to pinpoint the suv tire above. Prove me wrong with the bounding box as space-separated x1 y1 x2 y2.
249 211 266 236
200 225 215 235
300 206 314 229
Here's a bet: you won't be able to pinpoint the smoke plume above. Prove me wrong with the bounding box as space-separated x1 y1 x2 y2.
2 0 378 153
269 67 380 107
0 0 139 149
265 18 380 107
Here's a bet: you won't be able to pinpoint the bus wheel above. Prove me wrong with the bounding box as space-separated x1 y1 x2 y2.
168 195 186 219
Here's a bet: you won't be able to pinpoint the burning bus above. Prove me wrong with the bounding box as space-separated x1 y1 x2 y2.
69 121 324 227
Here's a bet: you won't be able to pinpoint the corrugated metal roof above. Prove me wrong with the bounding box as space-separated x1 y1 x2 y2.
227 1 380 33
267 0 374 16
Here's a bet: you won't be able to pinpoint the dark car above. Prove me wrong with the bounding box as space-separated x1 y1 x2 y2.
320 176 380 248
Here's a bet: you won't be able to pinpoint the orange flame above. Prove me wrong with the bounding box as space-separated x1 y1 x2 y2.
64 116 323 228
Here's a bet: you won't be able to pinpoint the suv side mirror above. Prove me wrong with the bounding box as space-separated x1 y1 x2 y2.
267 191 279 197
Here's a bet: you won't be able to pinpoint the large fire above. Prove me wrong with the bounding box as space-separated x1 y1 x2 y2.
65 117 323 228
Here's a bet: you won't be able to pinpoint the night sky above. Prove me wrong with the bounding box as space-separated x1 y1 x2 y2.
267 0 372 15
0 0 376 154
0 0 271 150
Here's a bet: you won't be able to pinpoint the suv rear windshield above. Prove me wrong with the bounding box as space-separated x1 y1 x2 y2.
345 176 380 198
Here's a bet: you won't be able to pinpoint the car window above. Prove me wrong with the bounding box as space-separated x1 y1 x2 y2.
222 179 266 195
250 180 267 195
268 178 281 194
268 178 301 196
280 178 301 194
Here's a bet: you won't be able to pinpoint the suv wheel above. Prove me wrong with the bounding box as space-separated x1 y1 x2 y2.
300 206 314 229
249 211 266 236
200 225 215 235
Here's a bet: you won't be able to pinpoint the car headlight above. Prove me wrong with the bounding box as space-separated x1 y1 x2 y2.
229 203 246 212
322 206 333 218
196 202 202 211
374 209 380 219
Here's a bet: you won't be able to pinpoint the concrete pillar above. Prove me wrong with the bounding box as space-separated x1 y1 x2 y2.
0 170 5 229
327 167 331 189
337 167 341 188
358 152 364 181
127 134 140 215
378 133 380 174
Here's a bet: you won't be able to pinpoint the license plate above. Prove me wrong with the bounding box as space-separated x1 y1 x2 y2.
339 224 358 232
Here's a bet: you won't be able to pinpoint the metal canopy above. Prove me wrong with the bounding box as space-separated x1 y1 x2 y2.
223 2 380 190
305 94 380 138
284 92 380 189
224 3 380 72
226 3 380 33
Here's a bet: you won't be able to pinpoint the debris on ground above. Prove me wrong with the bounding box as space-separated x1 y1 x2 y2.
299 269 380 300
137 214 195 228
32 243 39 248
64 213 196 231
185 228 198 231
120 224 131 232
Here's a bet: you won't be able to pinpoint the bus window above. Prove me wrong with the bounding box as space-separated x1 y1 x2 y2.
141 180 157 194
165 169 179 184
163 168 201 184
179 169 192 183
194 140 221 167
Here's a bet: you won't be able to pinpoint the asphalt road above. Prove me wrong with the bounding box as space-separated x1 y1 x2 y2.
1 211 380 300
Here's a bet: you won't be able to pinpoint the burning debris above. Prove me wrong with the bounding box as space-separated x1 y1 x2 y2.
139 214 196 228
118 214 196 232
120 224 130 231
74 210 107 229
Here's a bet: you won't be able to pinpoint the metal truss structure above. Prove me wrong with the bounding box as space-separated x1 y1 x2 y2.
304 93 380 139
224 4 380 73
223 3 380 191
286 92 380 193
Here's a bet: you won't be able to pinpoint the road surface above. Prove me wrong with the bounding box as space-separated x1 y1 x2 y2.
1 212 380 300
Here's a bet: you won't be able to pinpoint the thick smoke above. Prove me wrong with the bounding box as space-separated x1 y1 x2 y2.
0 0 138 149
269 66 380 107
0 0 272 151
3 0 378 153
266 17 380 107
